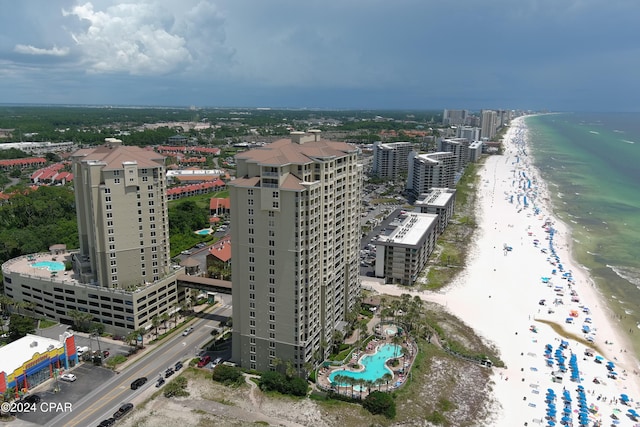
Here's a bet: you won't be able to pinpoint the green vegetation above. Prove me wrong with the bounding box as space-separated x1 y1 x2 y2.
37 319 57 329
7 314 35 341
0 186 78 266
362 391 396 419
163 376 190 398
105 354 127 369
258 371 308 397
211 365 245 386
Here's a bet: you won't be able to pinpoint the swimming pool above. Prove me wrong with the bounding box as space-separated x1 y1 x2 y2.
195 228 212 235
329 343 403 386
31 261 65 272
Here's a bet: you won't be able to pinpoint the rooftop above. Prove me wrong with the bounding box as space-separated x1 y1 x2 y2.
0 333 66 375
375 212 438 247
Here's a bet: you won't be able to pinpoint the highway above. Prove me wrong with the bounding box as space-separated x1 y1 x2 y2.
48 302 232 427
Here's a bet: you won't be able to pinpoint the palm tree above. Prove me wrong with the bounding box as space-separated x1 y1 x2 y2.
271 357 282 373
0 294 14 316
68 309 94 332
160 313 169 331
383 372 393 392
171 304 180 328
151 315 161 339
125 331 138 348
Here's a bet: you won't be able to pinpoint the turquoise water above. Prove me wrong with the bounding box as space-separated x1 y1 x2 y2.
526 113 640 353
31 261 65 272
195 229 211 235
329 343 402 385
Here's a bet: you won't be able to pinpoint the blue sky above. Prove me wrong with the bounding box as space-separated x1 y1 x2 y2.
1 0 638 111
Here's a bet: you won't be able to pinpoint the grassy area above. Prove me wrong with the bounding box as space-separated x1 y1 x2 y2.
38 318 57 328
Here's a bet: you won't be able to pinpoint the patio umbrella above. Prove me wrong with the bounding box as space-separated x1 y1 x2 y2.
621 394 630 402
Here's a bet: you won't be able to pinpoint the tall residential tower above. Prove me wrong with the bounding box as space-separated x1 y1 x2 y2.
229 131 362 372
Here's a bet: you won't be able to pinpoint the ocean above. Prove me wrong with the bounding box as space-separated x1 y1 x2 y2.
525 112 640 354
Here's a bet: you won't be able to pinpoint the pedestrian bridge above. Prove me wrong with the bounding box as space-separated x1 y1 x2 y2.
176 274 232 294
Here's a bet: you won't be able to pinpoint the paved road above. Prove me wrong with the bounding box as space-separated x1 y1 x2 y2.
37 303 232 427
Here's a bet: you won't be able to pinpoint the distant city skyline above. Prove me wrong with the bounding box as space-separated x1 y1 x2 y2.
1 1 638 112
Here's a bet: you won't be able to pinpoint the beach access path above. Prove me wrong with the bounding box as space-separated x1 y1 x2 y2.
364 116 640 427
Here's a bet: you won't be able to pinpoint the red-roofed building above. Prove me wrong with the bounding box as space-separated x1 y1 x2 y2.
30 162 73 185
166 180 225 201
206 235 231 280
210 197 230 216
0 157 47 171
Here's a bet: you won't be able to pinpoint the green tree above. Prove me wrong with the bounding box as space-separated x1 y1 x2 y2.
67 309 94 332
8 314 35 341
363 390 396 418
152 315 161 338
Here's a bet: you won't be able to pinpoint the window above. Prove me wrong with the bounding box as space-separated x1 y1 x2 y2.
273 201 279 208
114 178 120 184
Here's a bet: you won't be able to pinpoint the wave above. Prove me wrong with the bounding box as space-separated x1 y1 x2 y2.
607 264 640 288
621 139 636 144
589 131 600 135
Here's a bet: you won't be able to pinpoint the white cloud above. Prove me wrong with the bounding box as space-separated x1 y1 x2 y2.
14 44 70 56
61 1 231 76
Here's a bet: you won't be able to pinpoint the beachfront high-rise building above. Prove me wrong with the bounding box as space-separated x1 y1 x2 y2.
481 110 498 141
371 141 413 180
442 109 469 126
439 138 471 172
406 151 456 197
71 140 171 287
2 140 184 336
229 131 362 373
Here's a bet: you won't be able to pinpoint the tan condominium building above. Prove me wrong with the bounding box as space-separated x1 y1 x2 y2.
229 131 363 373
2 140 184 336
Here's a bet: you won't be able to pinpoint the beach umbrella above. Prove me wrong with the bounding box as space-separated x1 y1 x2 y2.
620 394 629 402
561 415 571 424
547 421 556 427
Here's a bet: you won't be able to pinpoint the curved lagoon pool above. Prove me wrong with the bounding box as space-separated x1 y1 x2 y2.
329 343 403 385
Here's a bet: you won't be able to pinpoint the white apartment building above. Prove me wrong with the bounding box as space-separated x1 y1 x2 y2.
414 188 457 235
229 131 362 373
374 211 438 285
407 152 456 197
439 138 471 172
371 141 413 180
2 141 184 335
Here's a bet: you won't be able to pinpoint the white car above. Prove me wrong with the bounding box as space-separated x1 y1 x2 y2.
60 373 77 382
182 327 194 336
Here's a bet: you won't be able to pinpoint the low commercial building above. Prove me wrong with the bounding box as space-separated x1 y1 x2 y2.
374 211 438 285
0 332 78 395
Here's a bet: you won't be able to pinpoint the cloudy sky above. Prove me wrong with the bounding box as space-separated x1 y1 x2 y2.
1 0 638 111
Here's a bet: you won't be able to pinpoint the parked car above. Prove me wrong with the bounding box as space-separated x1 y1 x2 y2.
174 361 183 371
60 373 77 382
130 377 147 390
195 242 206 249
197 355 211 368
155 377 165 387
98 418 116 427
22 394 41 404
164 367 174 378
113 403 134 420
182 327 194 336
213 357 223 366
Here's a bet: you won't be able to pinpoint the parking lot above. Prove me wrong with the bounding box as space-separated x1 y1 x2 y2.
15 364 115 426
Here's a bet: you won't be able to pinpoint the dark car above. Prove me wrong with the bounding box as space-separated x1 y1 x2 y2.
23 394 41 404
155 377 165 388
164 367 174 378
113 402 134 420
98 418 116 427
130 377 147 390
174 361 183 371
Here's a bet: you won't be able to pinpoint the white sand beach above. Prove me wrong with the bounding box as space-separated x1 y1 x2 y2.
365 116 640 427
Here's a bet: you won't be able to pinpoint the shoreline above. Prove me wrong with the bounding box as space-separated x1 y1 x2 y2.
365 116 640 426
